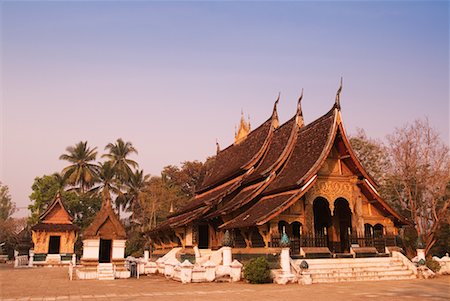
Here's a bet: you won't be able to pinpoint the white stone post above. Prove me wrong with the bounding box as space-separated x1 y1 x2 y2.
72 254 76 266
164 258 178 278
222 246 232 266
156 257 165 274
14 250 19 268
144 250 149 261
281 248 291 274
180 260 194 284
28 249 34 267
203 260 216 282
112 240 126 260
230 260 243 282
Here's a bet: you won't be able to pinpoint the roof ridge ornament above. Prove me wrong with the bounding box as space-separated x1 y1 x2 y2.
335 77 343 110
296 88 304 127
272 92 281 129
216 138 221 154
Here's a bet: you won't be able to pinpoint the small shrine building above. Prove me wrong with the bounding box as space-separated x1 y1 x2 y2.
30 193 78 265
150 87 408 256
81 189 127 267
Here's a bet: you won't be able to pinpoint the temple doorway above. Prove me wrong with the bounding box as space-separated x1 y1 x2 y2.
313 197 332 235
99 239 112 263
334 198 352 253
48 236 60 254
198 224 209 249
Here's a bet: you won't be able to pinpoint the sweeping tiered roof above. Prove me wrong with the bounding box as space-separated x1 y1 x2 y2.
83 190 126 240
31 193 79 232
151 90 406 235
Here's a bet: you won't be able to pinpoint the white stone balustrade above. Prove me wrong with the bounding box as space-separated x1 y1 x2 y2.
230 260 243 282
203 260 216 282
180 260 194 284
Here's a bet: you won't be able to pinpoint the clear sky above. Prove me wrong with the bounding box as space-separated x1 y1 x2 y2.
1 1 448 217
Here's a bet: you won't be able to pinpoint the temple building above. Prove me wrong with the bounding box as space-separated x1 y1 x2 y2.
31 193 78 265
150 88 407 256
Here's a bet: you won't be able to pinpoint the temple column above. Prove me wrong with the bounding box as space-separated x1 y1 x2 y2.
304 196 314 234
240 229 252 248
257 225 270 248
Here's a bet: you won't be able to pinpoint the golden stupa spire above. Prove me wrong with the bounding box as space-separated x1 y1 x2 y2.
234 109 251 144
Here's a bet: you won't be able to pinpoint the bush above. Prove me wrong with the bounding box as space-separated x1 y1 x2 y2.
243 257 272 284
426 258 441 273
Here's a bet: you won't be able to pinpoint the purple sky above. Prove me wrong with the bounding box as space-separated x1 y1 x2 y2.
1 1 448 217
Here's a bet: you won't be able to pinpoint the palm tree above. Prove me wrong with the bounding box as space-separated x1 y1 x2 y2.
59 141 99 193
102 138 139 185
125 169 149 215
89 161 122 200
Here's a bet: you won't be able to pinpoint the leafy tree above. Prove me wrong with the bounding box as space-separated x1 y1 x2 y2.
0 182 16 221
161 160 206 208
0 182 19 258
386 119 450 255
28 174 101 230
28 174 73 225
59 141 99 193
350 128 390 186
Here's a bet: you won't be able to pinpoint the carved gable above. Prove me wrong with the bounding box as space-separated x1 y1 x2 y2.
43 202 72 224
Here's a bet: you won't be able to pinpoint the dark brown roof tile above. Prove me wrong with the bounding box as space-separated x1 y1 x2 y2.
264 108 336 194
200 118 273 190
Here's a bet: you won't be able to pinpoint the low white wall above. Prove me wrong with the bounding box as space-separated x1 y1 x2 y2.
112 240 126 259
82 239 99 259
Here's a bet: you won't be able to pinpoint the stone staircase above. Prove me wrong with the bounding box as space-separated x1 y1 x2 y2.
195 248 213 265
293 255 417 283
97 263 115 280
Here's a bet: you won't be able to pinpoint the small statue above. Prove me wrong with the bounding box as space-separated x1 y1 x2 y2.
280 228 290 248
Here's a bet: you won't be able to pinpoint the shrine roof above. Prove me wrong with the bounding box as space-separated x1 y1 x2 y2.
83 193 126 240
38 192 74 224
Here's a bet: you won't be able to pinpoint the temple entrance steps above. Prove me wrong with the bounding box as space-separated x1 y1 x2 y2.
97 263 115 280
194 247 214 265
293 255 417 283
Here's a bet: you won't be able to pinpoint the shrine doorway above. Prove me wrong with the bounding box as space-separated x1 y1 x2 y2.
99 239 112 263
48 236 61 254
334 198 352 253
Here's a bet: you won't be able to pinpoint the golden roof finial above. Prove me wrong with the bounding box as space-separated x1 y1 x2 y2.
234 109 251 144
